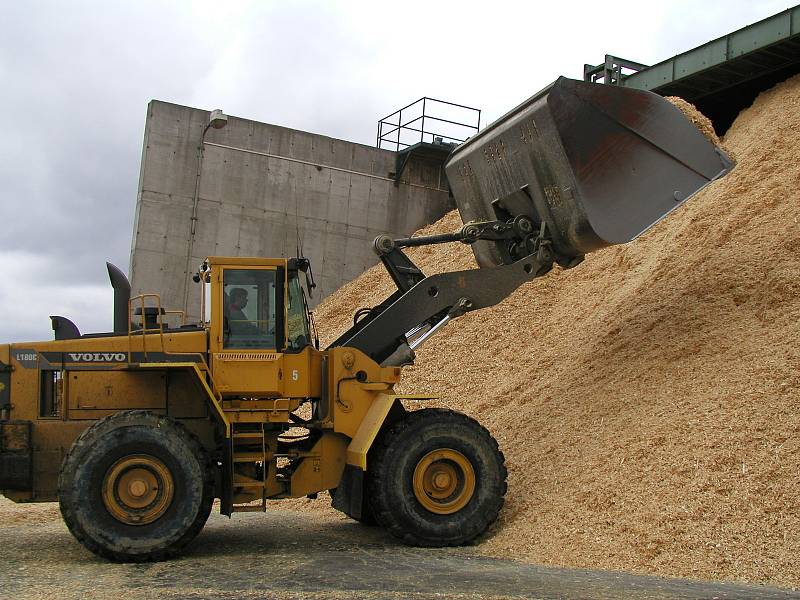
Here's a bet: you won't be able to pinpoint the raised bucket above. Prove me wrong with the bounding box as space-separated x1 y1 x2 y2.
445 77 734 267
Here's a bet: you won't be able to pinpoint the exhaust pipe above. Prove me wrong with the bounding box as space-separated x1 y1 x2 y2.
50 316 81 340
106 262 131 334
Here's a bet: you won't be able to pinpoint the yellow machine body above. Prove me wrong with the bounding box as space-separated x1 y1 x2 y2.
0 256 416 512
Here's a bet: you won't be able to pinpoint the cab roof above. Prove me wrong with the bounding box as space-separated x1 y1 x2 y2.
205 257 289 268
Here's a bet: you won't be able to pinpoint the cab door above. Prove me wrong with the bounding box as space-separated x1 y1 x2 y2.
210 265 285 397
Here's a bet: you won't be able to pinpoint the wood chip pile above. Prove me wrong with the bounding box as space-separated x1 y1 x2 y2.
313 74 800 587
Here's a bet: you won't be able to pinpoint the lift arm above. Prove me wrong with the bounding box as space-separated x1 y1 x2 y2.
329 217 571 366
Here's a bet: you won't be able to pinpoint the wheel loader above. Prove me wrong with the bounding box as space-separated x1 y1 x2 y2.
0 78 732 561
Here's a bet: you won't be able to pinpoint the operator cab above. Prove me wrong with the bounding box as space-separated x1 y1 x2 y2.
197 256 319 398
199 256 317 355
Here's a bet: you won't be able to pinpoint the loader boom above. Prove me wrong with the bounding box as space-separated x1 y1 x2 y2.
330 217 559 365
333 77 733 366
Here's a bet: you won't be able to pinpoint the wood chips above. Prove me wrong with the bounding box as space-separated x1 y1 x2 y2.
312 74 800 587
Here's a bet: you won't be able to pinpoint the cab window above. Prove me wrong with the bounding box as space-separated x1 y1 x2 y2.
286 272 311 351
223 269 277 349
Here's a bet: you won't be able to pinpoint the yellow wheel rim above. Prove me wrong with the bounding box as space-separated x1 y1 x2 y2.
102 454 174 526
412 448 475 515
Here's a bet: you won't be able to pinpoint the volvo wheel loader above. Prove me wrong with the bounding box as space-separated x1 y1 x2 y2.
0 78 732 561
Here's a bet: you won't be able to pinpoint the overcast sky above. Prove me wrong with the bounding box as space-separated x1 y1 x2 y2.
0 0 790 342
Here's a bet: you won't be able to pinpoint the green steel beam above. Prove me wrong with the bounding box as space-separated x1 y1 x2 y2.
623 5 800 92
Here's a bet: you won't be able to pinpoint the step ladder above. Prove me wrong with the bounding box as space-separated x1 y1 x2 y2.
230 423 269 513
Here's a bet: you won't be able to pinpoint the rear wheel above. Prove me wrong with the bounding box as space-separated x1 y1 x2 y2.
59 410 214 562
368 408 506 546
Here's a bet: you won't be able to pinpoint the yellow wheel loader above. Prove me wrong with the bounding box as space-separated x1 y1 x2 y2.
0 78 732 561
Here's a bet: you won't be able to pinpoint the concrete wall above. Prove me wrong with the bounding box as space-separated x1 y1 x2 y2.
130 101 453 321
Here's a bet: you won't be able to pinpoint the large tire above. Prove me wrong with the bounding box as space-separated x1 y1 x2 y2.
368 408 506 546
58 410 214 562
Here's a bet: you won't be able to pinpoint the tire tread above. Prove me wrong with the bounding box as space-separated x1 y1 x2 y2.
58 410 214 562
368 408 507 547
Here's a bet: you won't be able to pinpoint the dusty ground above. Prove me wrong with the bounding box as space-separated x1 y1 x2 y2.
1 498 797 600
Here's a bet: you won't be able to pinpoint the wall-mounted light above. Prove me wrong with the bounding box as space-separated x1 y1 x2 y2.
207 109 228 131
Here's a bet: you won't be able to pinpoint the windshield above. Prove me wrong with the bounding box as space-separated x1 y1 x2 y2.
222 268 277 349
287 271 311 351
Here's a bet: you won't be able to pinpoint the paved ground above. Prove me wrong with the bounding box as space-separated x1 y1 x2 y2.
1 508 798 600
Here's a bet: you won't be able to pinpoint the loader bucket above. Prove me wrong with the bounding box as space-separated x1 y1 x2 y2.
445 77 734 267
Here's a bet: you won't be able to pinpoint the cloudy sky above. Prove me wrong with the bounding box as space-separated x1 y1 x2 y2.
0 0 789 342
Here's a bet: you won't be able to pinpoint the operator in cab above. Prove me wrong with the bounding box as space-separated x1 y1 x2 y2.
226 287 258 336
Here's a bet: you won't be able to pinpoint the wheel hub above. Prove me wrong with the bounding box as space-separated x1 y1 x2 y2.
128 478 148 498
412 448 476 515
432 472 451 490
102 454 174 525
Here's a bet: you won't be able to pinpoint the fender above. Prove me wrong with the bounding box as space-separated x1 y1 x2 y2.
332 394 434 520
346 393 439 469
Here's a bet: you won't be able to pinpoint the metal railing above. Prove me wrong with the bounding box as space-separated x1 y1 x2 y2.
584 54 649 85
377 97 481 151
127 293 167 362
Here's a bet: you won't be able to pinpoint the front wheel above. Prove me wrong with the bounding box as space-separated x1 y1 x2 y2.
58 410 214 562
368 408 506 546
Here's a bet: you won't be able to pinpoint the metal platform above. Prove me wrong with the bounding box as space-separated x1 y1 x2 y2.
377 97 480 184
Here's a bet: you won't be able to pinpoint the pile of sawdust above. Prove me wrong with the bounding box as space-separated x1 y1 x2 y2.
312 74 800 587
666 96 721 144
